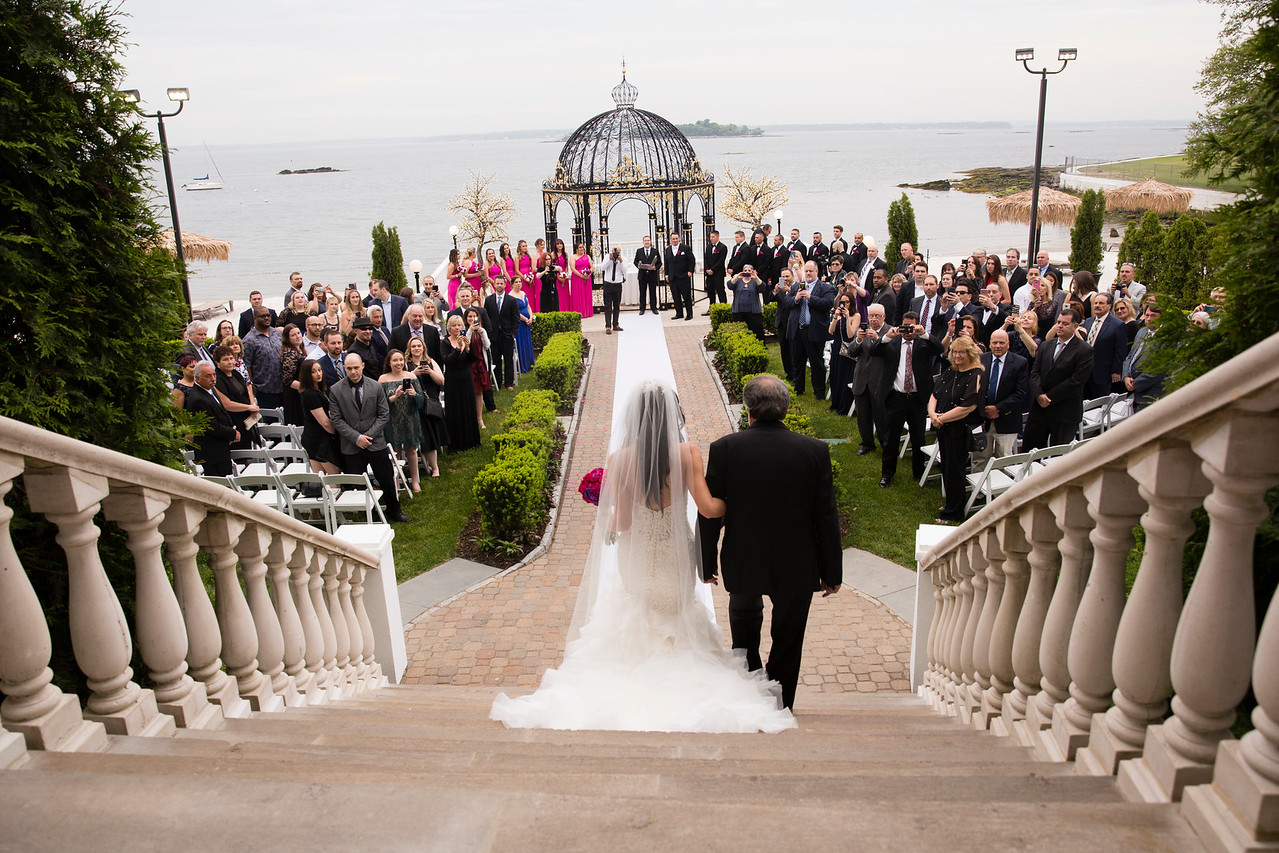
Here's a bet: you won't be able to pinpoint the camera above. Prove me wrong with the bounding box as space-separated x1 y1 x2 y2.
900 324 915 334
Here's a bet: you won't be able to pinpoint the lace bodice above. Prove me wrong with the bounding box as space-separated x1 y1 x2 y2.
619 505 685 617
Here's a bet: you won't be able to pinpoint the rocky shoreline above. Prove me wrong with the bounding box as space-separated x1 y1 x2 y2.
901 165 1064 196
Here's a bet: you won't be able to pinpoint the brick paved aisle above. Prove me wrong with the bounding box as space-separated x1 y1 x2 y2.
401 315 912 698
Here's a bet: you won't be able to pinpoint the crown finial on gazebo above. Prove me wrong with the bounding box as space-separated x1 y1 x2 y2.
611 60 637 109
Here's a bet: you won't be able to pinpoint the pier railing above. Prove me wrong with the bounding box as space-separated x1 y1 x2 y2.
0 415 386 760
917 331 1279 851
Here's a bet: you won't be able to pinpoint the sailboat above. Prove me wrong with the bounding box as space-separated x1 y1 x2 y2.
183 143 225 191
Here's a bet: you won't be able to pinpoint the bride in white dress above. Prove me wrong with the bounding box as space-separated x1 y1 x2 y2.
490 379 796 733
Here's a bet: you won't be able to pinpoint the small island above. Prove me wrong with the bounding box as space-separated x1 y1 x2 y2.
675 119 763 138
278 166 345 175
901 165 1063 195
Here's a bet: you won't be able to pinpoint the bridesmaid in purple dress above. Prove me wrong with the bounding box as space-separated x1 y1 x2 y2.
516 240 539 313
570 242 594 318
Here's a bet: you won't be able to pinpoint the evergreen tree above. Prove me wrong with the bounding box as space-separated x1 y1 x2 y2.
884 192 919 269
1155 214 1213 310
0 0 188 463
1068 189 1106 275
370 221 408 290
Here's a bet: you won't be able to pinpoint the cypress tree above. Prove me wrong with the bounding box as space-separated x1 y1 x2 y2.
1068 189 1106 275
370 221 408 290
1155 214 1213 310
884 192 919 269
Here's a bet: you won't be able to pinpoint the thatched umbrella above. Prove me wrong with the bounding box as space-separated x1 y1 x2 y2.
157 229 233 263
1104 178 1193 214
986 186 1081 227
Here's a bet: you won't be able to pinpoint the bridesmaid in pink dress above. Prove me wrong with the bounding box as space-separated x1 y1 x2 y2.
446 248 463 309
500 242 517 284
570 242 594 318
483 247 502 294
516 240 538 313
461 248 483 300
552 239 570 314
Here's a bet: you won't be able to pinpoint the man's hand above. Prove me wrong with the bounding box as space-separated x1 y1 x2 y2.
1036 393 1051 408
820 581 840 597
983 405 999 419
704 573 719 586
232 429 240 443
1125 376 1135 391
357 434 373 449
1110 373 1121 384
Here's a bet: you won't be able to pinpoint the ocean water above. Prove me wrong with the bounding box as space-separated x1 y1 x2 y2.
154 122 1189 304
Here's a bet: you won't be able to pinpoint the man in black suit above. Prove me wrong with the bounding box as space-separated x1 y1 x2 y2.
971 282 1010 348
894 259 927 327
698 374 841 710
388 303 443 365
851 302 892 455
846 232 868 274
856 242 888 293
726 230 750 279
1023 307 1094 450
870 313 945 486
363 278 409 332
634 235 661 316
979 330 1030 459
664 233 696 321
329 353 410 522
747 231 772 286
187 362 240 476
346 317 384 375
767 234 788 294
893 243 917 279
1080 292 1127 399
484 278 521 389
785 228 807 262
809 232 830 278
1005 248 1027 295
910 274 946 342
781 261 836 399
318 329 347 388
238 291 278 338
702 230 728 310
1034 250 1062 291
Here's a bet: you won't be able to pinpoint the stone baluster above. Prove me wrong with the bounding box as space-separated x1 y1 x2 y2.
1022 488 1092 748
0 454 107 752
984 517 1029 736
1062 468 1145 768
1119 413 1279 803
956 537 989 724
265 533 308 706
103 487 217 730
1006 501 1061 732
323 553 353 687
1081 441 1209 776
158 501 249 718
336 559 367 690
945 547 976 714
1183 563 1279 846
233 524 287 712
308 548 342 697
349 562 381 684
924 563 946 699
23 467 169 737
972 528 1006 730
195 513 277 712
287 541 325 703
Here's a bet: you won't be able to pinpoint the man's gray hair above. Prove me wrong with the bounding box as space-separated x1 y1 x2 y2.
185 320 206 337
743 374 790 423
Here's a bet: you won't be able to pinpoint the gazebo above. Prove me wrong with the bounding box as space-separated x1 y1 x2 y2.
542 70 715 264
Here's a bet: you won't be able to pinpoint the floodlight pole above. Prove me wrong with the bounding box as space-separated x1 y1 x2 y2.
1018 50 1075 266
127 90 191 320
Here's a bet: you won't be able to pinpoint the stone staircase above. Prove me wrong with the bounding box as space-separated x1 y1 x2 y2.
1 684 1204 851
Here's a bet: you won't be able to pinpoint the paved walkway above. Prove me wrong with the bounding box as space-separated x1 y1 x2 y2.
401 311 914 699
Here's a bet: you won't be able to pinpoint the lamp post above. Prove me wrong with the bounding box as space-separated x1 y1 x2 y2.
449 225 459 251
1015 47 1077 266
774 207 784 237
409 259 423 293
123 87 192 320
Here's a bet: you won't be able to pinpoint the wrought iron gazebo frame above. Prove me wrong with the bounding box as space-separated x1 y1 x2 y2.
542 71 715 300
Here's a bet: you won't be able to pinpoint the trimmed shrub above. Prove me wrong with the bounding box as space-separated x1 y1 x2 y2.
762 302 777 333
502 390 559 432
472 446 546 540
531 311 582 350
713 323 769 397
708 303 732 333
492 428 553 463
532 331 584 401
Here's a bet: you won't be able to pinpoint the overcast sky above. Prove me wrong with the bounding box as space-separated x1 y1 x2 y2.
118 0 1226 147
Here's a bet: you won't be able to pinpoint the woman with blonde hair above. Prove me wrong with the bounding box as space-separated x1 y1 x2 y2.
929 335 986 523
339 286 366 337
462 247 484 301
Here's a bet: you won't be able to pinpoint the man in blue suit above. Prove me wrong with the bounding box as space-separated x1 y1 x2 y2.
363 278 409 332
1080 292 1127 399
979 329 1030 459
781 260 836 399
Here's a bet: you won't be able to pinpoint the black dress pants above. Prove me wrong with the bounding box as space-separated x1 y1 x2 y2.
492 333 515 389
343 446 401 517
789 332 827 399
602 283 622 327
881 390 928 481
705 273 726 305
670 276 692 318
853 388 888 450
638 275 658 313
938 422 970 519
1022 407 1077 450
728 589 814 711
732 311 765 341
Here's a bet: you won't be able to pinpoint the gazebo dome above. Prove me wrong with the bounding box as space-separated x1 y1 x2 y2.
547 73 709 191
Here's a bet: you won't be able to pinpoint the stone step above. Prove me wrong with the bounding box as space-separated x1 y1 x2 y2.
0 769 1206 852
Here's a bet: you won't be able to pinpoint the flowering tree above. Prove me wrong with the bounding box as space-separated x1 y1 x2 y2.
717 161 789 229
446 171 517 256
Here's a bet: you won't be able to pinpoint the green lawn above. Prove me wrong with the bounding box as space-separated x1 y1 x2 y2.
1078 154 1248 194
760 342 944 568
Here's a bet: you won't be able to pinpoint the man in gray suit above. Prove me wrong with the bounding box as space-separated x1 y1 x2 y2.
329 353 410 523
851 303 892 455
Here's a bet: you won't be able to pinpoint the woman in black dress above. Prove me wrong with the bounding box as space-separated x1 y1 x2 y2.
539 252 560 312
441 314 481 452
406 336 449 479
826 292 860 415
929 335 986 524
280 323 307 426
212 345 261 449
298 359 342 474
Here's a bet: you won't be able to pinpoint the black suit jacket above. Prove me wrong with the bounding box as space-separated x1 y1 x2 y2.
703 241 727 279
1081 313 1127 398
633 246 661 284
388 323 442 364
1030 337 1094 425
847 242 868 272
809 241 830 274
664 244 695 280
781 280 836 342
484 293 522 338
1007 264 1027 294
869 333 945 398
726 241 750 277
980 351 1030 433
785 239 808 261
971 303 1011 347
910 294 947 340
319 351 347 388
698 421 842 595
239 307 278 338
747 241 772 277
186 385 238 469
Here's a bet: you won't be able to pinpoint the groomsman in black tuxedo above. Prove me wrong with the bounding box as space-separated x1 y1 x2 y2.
1023 307 1094 450
698 374 842 710
746 230 771 281
634 235 661 316
702 230 728 311
664 233 695 321
726 230 750 279
785 228 808 261
847 232 868 274
809 232 830 278
484 278 521 389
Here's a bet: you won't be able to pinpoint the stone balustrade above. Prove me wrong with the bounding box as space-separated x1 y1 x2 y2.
916 332 1279 852
0 416 386 762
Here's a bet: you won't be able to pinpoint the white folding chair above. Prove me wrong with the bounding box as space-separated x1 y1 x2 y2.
258 407 284 424
1026 443 1073 477
182 450 201 475
230 448 272 478
267 447 310 476
917 441 943 487
276 471 333 531
964 451 1034 516
201 475 240 492
387 448 412 499
1105 395 1133 429
1078 395 1113 440
258 423 302 448
230 473 287 513
321 473 387 528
